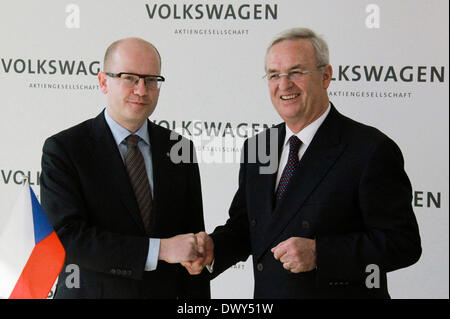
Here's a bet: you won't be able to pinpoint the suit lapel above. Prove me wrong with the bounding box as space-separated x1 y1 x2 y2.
253 105 347 260
248 124 285 220
88 111 146 233
146 121 173 227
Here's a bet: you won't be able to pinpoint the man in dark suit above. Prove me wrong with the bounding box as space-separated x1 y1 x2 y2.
40 37 210 298
182 27 421 298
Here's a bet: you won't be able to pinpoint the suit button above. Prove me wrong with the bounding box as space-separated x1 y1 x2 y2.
302 221 310 229
257 263 263 272
250 219 257 227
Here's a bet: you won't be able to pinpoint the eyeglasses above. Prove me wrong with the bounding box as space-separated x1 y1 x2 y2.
106 72 165 89
263 64 326 84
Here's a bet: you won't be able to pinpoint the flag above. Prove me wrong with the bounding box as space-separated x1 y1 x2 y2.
0 183 65 299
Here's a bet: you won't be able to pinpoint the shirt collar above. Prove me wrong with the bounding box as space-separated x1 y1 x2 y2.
104 108 150 146
284 103 331 148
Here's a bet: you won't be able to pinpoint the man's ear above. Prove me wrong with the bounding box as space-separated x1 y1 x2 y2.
98 71 108 94
322 64 333 89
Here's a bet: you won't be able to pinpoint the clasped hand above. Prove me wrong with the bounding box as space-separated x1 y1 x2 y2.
271 237 316 273
159 232 214 275
160 234 316 275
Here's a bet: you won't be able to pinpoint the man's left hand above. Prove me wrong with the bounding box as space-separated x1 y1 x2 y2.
271 237 316 273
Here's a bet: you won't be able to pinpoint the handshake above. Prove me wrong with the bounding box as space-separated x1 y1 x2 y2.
158 232 214 275
158 232 317 274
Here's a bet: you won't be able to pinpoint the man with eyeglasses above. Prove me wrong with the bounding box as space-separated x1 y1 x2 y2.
40 37 210 298
183 27 421 298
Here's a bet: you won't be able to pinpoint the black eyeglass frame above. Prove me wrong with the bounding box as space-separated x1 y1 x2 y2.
105 72 165 85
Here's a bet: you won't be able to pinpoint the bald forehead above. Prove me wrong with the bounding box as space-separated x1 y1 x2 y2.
116 38 157 53
103 37 161 71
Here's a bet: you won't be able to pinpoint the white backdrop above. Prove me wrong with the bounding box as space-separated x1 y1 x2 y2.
0 0 448 299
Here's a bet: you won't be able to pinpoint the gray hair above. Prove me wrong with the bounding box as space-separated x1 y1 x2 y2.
266 27 329 67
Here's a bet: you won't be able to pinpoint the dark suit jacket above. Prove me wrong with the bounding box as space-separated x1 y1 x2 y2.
40 111 210 298
210 104 421 299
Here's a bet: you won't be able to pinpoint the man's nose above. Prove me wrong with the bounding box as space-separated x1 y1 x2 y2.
133 78 147 95
278 74 294 90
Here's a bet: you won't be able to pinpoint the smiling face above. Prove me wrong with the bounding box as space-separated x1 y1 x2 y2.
265 38 332 133
98 38 161 132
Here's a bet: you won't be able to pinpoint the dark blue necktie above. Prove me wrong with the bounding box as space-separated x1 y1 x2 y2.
275 135 302 203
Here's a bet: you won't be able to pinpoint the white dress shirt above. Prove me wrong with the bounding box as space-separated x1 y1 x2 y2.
275 104 331 192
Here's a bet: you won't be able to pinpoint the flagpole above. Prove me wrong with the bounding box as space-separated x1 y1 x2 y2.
22 174 29 187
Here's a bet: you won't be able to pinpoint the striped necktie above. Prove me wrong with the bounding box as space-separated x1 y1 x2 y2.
124 134 152 233
275 135 302 203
